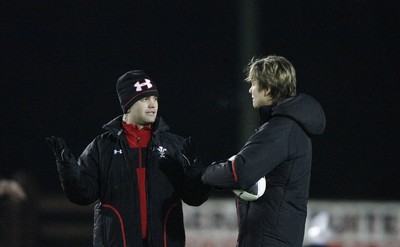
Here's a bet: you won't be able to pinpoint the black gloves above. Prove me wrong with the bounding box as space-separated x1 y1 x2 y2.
47 136 65 161
46 136 77 165
182 137 198 167
181 137 203 178
46 136 80 188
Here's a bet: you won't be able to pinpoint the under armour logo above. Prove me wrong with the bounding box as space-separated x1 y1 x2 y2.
157 146 167 158
114 149 123 154
134 79 153 92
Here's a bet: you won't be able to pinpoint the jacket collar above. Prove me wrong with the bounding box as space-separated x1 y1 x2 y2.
258 105 274 125
102 115 169 140
258 96 295 125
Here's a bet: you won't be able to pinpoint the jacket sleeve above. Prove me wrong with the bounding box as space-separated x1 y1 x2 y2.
202 120 290 190
201 159 237 189
58 140 100 205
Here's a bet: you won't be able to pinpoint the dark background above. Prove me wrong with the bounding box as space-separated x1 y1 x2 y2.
1 1 399 200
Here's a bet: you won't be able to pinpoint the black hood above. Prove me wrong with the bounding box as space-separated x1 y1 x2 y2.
260 93 326 136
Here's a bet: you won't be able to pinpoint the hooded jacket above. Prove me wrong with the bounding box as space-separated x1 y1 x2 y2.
202 93 326 247
57 116 209 247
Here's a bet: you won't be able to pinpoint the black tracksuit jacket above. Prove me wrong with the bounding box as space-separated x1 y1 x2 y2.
202 94 326 247
57 116 209 247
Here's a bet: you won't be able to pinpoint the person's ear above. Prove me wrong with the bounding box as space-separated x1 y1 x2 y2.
263 88 271 96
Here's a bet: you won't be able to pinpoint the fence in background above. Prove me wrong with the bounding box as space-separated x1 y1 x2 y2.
1 195 399 247
183 199 400 247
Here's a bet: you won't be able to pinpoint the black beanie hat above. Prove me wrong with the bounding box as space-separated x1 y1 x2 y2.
116 70 159 113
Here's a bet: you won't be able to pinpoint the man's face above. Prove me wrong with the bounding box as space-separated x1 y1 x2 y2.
128 96 158 127
248 81 272 108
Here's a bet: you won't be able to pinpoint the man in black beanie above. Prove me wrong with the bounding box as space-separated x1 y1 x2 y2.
47 70 210 247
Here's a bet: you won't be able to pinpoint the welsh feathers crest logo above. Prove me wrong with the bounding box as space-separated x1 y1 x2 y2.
157 146 167 158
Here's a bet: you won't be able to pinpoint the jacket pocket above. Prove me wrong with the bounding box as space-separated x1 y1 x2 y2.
164 202 185 244
98 203 127 247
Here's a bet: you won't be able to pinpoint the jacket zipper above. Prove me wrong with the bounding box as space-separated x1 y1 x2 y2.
146 139 154 246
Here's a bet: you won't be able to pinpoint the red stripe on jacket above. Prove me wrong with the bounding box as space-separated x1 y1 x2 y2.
123 123 151 239
102 204 127 247
231 159 238 183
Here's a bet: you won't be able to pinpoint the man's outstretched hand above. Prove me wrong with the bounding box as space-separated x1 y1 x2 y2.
46 136 76 163
46 136 67 161
182 136 198 167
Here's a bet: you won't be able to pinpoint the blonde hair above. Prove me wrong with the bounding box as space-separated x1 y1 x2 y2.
245 55 297 104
